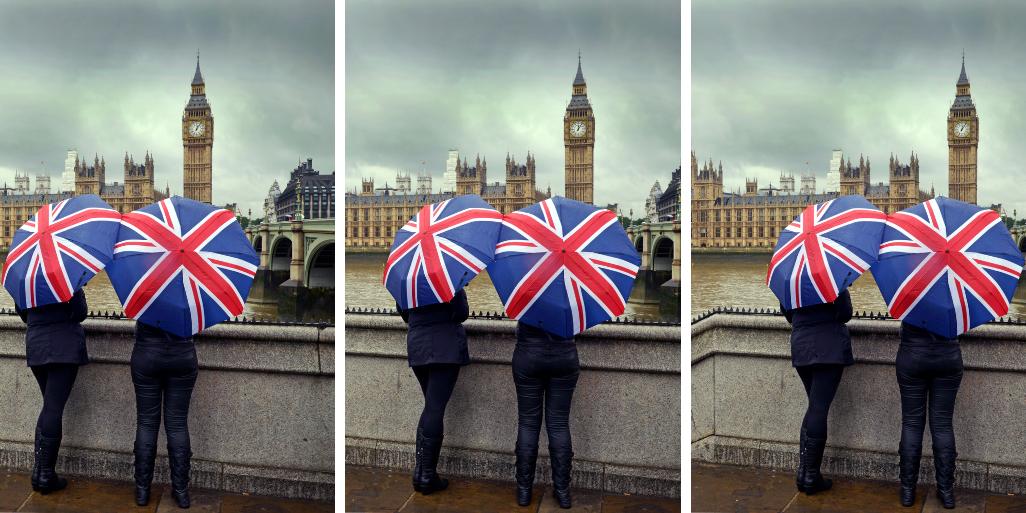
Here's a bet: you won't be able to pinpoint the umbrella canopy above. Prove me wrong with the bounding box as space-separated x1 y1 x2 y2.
2 195 121 309
383 194 502 310
767 195 887 310
107 197 259 338
872 197 1024 338
490 196 640 339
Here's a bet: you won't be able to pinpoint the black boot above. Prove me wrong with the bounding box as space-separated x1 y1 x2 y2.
549 447 573 509
934 450 956 509
514 443 537 506
412 428 449 495
898 444 920 507
168 447 192 508
133 440 157 506
799 435 832 495
35 434 68 494
795 427 808 492
30 426 41 491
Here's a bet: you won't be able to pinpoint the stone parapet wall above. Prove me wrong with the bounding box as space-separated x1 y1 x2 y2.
692 312 1026 494
345 314 682 498
0 315 334 500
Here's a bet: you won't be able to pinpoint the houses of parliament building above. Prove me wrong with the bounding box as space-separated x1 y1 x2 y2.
692 57 980 249
346 56 596 250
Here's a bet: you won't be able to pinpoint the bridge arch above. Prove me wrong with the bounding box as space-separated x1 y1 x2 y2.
634 235 644 253
270 235 293 272
651 236 674 272
252 235 263 253
306 241 335 288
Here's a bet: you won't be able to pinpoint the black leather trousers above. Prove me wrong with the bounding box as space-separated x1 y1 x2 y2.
896 340 963 471
131 339 199 453
512 341 580 459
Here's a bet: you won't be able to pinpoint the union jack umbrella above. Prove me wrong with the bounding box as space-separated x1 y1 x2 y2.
491 197 640 339
767 195 887 310
383 194 502 310
2 195 121 309
107 197 259 338
872 197 1024 338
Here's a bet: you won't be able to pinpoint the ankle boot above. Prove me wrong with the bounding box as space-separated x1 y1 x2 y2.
549 447 573 509
897 445 920 507
799 435 832 495
31 426 41 491
133 440 157 506
795 427 808 492
412 429 449 495
514 444 537 506
934 450 956 509
35 434 68 494
168 447 192 508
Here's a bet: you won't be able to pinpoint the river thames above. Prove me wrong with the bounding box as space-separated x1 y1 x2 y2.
692 252 1026 318
345 252 669 322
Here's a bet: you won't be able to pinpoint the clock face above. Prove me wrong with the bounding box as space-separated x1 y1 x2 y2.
189 121 205 137
570 121 586 138
954 121 970 138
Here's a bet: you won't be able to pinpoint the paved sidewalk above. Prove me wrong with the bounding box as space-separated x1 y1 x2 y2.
692 462 1026 513
345 465 682 512
0 468 333 513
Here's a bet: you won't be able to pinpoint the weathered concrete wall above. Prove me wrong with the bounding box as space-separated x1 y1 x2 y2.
345 314 682 498
0 315 334 500
692 312 1026 494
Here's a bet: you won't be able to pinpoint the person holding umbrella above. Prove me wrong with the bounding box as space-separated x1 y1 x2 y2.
382 195 502 495
873 197 1024 508
1 195 121 495
108 197 259 508
766 196 886 496
491 197 640 508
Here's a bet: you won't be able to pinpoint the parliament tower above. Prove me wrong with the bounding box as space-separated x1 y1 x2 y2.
183 54 214 204
564 54 595 204
948 54 978 205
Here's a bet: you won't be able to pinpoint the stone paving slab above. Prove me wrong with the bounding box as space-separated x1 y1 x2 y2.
0 468 333 512
345 464 681 512
693 462 1026 513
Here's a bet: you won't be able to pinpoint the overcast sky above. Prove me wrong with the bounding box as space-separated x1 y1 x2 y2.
345 0 682 217
0 0 333 217
694 0 1026 215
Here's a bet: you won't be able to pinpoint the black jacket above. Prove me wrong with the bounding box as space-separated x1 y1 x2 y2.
899 322 959 349
781 289 854 367
397 289 470 367
515 321 575 347
16 288 89 367
135 320 194 346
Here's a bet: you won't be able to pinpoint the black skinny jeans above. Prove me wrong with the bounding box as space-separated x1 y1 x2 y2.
131 340 198 453
31 364 79 439
896 341 963 460
796 364 844 440
413 364 460 439
512 342 580 456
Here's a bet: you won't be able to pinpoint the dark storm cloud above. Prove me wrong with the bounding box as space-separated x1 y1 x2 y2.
694 0 1026 215
345 0 681 217
0 0 333 216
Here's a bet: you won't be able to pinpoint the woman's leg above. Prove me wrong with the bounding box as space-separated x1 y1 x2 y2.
163 354 199 508
33 364 78 493
896 348 928 505
928 357 963 508
412 364 459 493
513 348 545 504
797 365 843 494
131 349 163 505
544 356 580 509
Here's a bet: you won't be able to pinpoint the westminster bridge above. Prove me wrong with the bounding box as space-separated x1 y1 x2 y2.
625 220 681 318
246 217 335 321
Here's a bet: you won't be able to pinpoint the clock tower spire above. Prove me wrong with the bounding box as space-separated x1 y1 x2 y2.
564 52 595 204
947 52 978 204
183 51 214 204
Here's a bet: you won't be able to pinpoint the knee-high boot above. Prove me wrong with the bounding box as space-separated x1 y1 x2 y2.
795 427 808 492
897 441 920 507
934 450 956 509
514 440 537 506
413 427 449 494
133 440 157 506
168 446 192 508
35 434 68 494
799 435 832 495
30 426 42 491
549 446 573 509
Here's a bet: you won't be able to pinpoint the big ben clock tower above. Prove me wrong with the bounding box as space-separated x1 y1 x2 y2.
183 53 213 204
564 54 594 204
948 54 978 205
